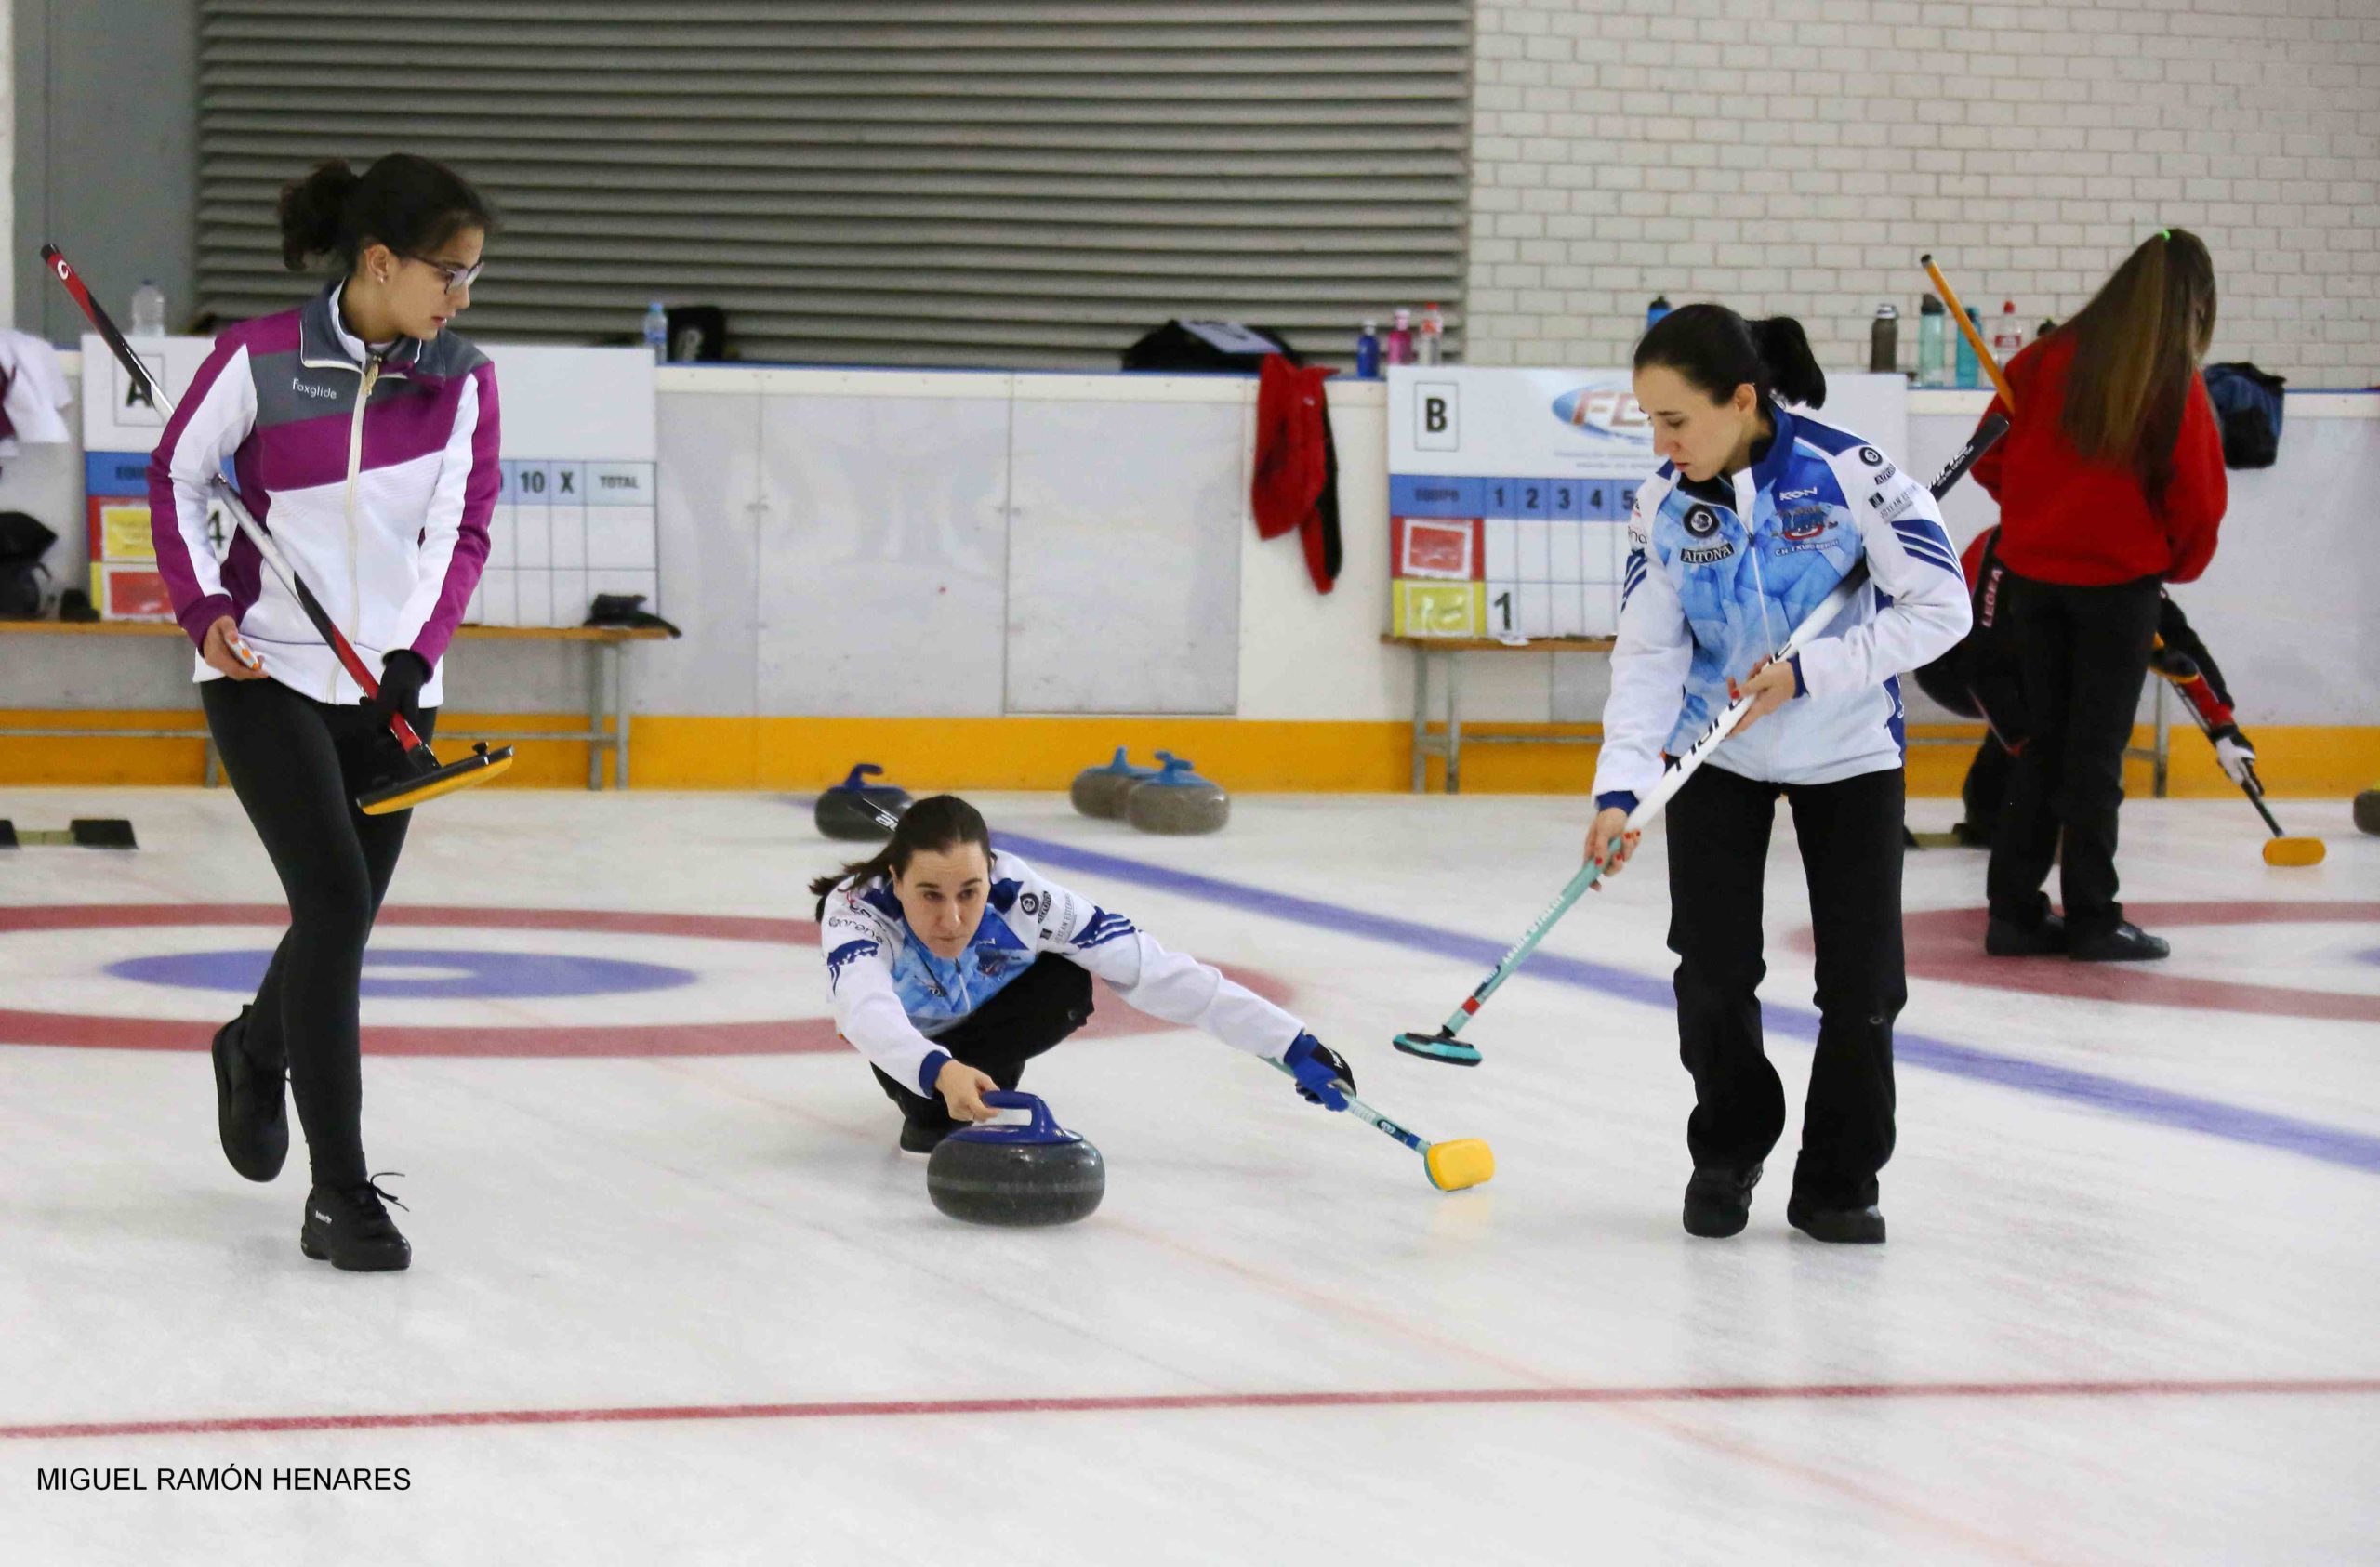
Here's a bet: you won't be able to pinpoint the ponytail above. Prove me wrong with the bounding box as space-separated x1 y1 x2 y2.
1634 302 1828 411
1748 317 1827 408
275 152 494 275
2057 228 2218 505
277 161 361 270
808 794 993 916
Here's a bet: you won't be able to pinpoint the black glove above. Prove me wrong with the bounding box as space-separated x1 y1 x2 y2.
367 650 430 736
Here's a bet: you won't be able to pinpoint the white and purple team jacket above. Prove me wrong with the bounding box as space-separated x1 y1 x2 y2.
146 283 499 706
819 849 1305 1098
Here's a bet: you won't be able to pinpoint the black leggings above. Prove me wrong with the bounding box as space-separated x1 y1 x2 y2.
202 677 434 1187
873 955 1095 1126
1665 763 1907 1208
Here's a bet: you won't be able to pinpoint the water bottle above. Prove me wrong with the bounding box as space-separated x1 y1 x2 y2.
1417 302 1445 365
1383 307 1415 367
642 300 668 364
1917 296 1950 388
1955 306 1981 389
129 281 166 337
1355 319 1381 379
1869 302 1899 374
1646 295 1673 329
1991 300 2025 365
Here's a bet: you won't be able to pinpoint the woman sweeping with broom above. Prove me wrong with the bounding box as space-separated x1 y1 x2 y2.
147 153 499 1271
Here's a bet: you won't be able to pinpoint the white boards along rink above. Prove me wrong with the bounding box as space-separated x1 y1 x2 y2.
651 368 1257 720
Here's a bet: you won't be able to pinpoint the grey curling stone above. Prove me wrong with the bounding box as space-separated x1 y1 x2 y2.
926 1091 1105 1228
1070 746 1158 819
1125 751 1230 836
2355 789 2380 836
814 763 912 841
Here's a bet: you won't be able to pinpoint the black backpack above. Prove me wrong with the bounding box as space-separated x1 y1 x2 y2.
2202 362 2286 468
0 511 57 617
1121 320 1302 372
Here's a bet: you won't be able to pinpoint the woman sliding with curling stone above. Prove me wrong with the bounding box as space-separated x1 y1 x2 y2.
813 796 1356 1151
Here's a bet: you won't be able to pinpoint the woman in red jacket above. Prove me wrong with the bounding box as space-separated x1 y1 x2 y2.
1971 230 2226 962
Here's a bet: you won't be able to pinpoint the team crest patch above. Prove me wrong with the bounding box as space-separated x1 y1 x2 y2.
1684 505 1720 537
1858 446 1885 467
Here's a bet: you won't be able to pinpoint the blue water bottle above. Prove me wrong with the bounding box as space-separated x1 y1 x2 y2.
1954 306 1980 389
642 300 669 364
1355 319 1381 378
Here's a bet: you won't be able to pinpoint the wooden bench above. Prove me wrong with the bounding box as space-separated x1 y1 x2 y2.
0 621 669 790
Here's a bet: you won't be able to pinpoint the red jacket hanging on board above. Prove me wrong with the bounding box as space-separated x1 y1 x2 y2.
1250 355 1342 594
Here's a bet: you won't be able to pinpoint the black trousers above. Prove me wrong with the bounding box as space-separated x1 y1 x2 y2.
202 677 434 1188
1666 763 1906 1208
873 955 1095 1126
1960 732 2014 839
1985 573 2162 937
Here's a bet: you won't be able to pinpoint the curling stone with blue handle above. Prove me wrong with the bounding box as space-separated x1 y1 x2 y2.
814 763 912 841
1124 752 1229 836
925 1091 1105 1227
1070 746 1159 819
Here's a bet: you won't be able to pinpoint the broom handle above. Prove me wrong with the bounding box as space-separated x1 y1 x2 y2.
1921 254 2021 410
41 244 421 751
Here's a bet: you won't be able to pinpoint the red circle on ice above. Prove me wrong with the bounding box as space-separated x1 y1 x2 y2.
1801 901 2380 1024
0 904 1294 1058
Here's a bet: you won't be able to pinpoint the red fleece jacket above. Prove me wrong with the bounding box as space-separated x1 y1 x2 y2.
1968 333 2227 586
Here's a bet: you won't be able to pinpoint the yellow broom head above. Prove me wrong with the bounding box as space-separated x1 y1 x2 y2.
1423 1138 1496 1192
2263 836 2325 867
359 744 514 816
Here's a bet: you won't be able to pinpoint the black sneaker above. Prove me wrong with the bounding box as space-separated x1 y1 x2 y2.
1682 1163 1762 1238
1984 912 2068 956
1787 1195 1886 1244
899 1114 957 1154
210 1006 287 1182
2069 921 2169 962
300 1177 411 1271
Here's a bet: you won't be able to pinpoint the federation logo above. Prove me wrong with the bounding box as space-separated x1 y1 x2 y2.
1547 385 1653 445
1683 505 1721 538
1858 445 1886 467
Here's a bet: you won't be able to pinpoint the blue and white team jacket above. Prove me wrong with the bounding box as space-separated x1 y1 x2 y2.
1592 404 1972 803
819 849 1304 1097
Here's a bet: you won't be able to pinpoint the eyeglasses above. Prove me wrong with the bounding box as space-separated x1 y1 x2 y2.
406 255 483 296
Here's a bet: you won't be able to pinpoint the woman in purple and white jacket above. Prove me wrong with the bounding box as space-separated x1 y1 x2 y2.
149 154 497 1272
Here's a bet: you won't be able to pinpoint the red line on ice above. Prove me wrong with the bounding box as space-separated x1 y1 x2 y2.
8 1377 2376 1442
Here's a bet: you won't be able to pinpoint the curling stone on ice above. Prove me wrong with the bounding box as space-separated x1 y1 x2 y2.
814 763 912 841
2356 787 2380 837
1124 752 1229 836
926 1091 1105 1227
1070 746 1158 819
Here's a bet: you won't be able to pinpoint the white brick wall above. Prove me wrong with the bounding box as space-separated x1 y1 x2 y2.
1461 0 2380 385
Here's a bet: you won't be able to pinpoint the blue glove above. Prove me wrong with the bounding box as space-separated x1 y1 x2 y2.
1284 1033 1355 1112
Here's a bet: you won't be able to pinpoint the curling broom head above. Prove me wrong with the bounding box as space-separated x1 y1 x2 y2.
1424 1138 1496 1192
358 742 514 816
1394 1028 1483 1067
2263 836 2325 867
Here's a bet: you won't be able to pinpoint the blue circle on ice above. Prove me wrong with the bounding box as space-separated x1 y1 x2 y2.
105 947 699 1000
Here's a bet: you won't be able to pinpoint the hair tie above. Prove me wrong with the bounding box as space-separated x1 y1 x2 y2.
2159 229 2171 241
